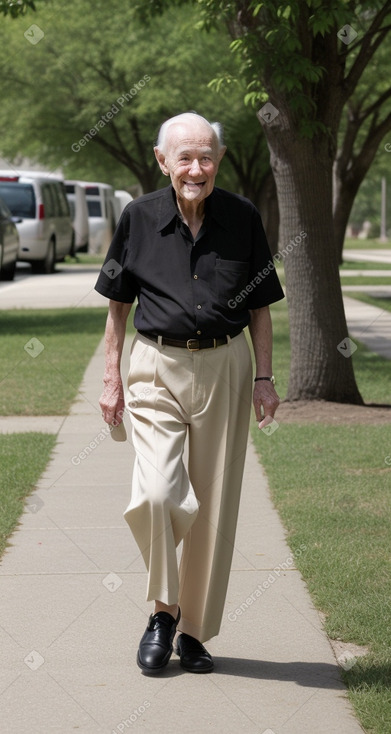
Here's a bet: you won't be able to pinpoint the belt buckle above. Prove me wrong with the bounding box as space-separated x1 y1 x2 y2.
187 338 200 351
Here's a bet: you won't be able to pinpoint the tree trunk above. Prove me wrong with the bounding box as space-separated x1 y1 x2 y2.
258 170 279 255
266 130 363 404
333 170 361 264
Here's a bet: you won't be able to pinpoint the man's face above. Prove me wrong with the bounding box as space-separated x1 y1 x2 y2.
154 123 225 206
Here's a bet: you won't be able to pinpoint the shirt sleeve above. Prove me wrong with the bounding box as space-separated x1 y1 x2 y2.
245 207 285 309
94 206 139 303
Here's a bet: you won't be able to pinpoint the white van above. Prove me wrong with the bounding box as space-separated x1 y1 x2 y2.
67 181 118 254
0 170 73 273
65 181 89 253
114 190 133 221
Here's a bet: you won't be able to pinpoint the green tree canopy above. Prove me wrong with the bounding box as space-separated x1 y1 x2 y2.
0 0 269 201
142 0 391 403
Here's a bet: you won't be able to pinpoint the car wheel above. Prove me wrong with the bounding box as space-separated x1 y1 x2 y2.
69 231 76 258
0 257 16 281
32 239 56 274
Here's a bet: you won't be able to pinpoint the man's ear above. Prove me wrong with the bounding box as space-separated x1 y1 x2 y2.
154 147 170 176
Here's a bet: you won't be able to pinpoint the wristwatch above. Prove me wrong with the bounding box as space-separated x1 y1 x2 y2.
254 376 275 385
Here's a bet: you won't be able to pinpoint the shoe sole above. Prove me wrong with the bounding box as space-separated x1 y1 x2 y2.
179 661 214 673
136 651 171 675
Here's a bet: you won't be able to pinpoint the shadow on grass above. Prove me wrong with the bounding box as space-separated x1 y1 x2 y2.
342 659 391 692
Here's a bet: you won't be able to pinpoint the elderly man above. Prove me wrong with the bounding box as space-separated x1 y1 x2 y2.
95 112 284 675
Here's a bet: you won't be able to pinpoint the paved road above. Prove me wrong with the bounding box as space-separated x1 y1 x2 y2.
0 264 106 309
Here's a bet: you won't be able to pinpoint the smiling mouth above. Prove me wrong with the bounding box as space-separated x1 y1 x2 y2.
184 181 205 187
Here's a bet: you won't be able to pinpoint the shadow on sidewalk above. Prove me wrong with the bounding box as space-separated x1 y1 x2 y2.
209 658 345 688
139 657 345 688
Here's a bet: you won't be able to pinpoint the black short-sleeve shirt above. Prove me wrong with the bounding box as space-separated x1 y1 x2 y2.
94 185 284 339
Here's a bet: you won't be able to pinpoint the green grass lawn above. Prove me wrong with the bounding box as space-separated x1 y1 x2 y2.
340 276 391 286
0 306 123 556
0 433 57 556
64 253 105 265
254 299 391 734
340 260 391 271
344 238 391 250
65 252 105 269
268 299 391 405
252 422 391 734
0 308 111 415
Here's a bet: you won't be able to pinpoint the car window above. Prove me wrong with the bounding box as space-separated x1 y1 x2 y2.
57 183 70 216
86 200 102 217
0 183 35 218
42 184 56 217
68 200 75 218
50 184 63 217
0 196 11 219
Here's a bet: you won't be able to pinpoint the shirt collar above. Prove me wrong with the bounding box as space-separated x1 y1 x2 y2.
156 185 231 233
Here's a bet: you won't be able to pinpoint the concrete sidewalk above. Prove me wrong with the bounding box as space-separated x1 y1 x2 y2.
343 295 391 360
343 248 391 264
0 337 365 734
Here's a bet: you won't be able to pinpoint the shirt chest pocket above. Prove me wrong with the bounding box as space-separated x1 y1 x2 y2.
215 259 250 309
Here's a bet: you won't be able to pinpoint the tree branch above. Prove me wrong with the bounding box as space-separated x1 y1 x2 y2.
344 2 391 98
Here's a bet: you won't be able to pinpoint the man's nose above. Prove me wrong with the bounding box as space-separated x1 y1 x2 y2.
188 158 201 175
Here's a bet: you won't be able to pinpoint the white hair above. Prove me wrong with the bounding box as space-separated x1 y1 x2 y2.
155 112 224 153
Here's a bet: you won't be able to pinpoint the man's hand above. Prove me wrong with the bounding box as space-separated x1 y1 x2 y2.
253 380 280 430
100 378 125 426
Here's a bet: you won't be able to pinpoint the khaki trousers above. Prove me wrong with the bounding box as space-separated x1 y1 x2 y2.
124 331 252 642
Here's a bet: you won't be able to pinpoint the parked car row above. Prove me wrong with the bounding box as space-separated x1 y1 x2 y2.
0 170 133 279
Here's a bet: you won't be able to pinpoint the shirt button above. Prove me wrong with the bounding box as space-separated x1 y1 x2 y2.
193 275 198 279
197 304 202 310
197 330 201 335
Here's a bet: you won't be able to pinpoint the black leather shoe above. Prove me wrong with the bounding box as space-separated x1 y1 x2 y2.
137 608 181 674
175 633 214 673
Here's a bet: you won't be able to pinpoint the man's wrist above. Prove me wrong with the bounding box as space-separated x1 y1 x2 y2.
254 375 275 385
103 375 122 385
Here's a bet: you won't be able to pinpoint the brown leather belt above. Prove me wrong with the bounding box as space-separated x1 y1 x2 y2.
138 331 232 351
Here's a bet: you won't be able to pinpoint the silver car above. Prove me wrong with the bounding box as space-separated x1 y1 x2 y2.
0 171 73 273
0 195 19 281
